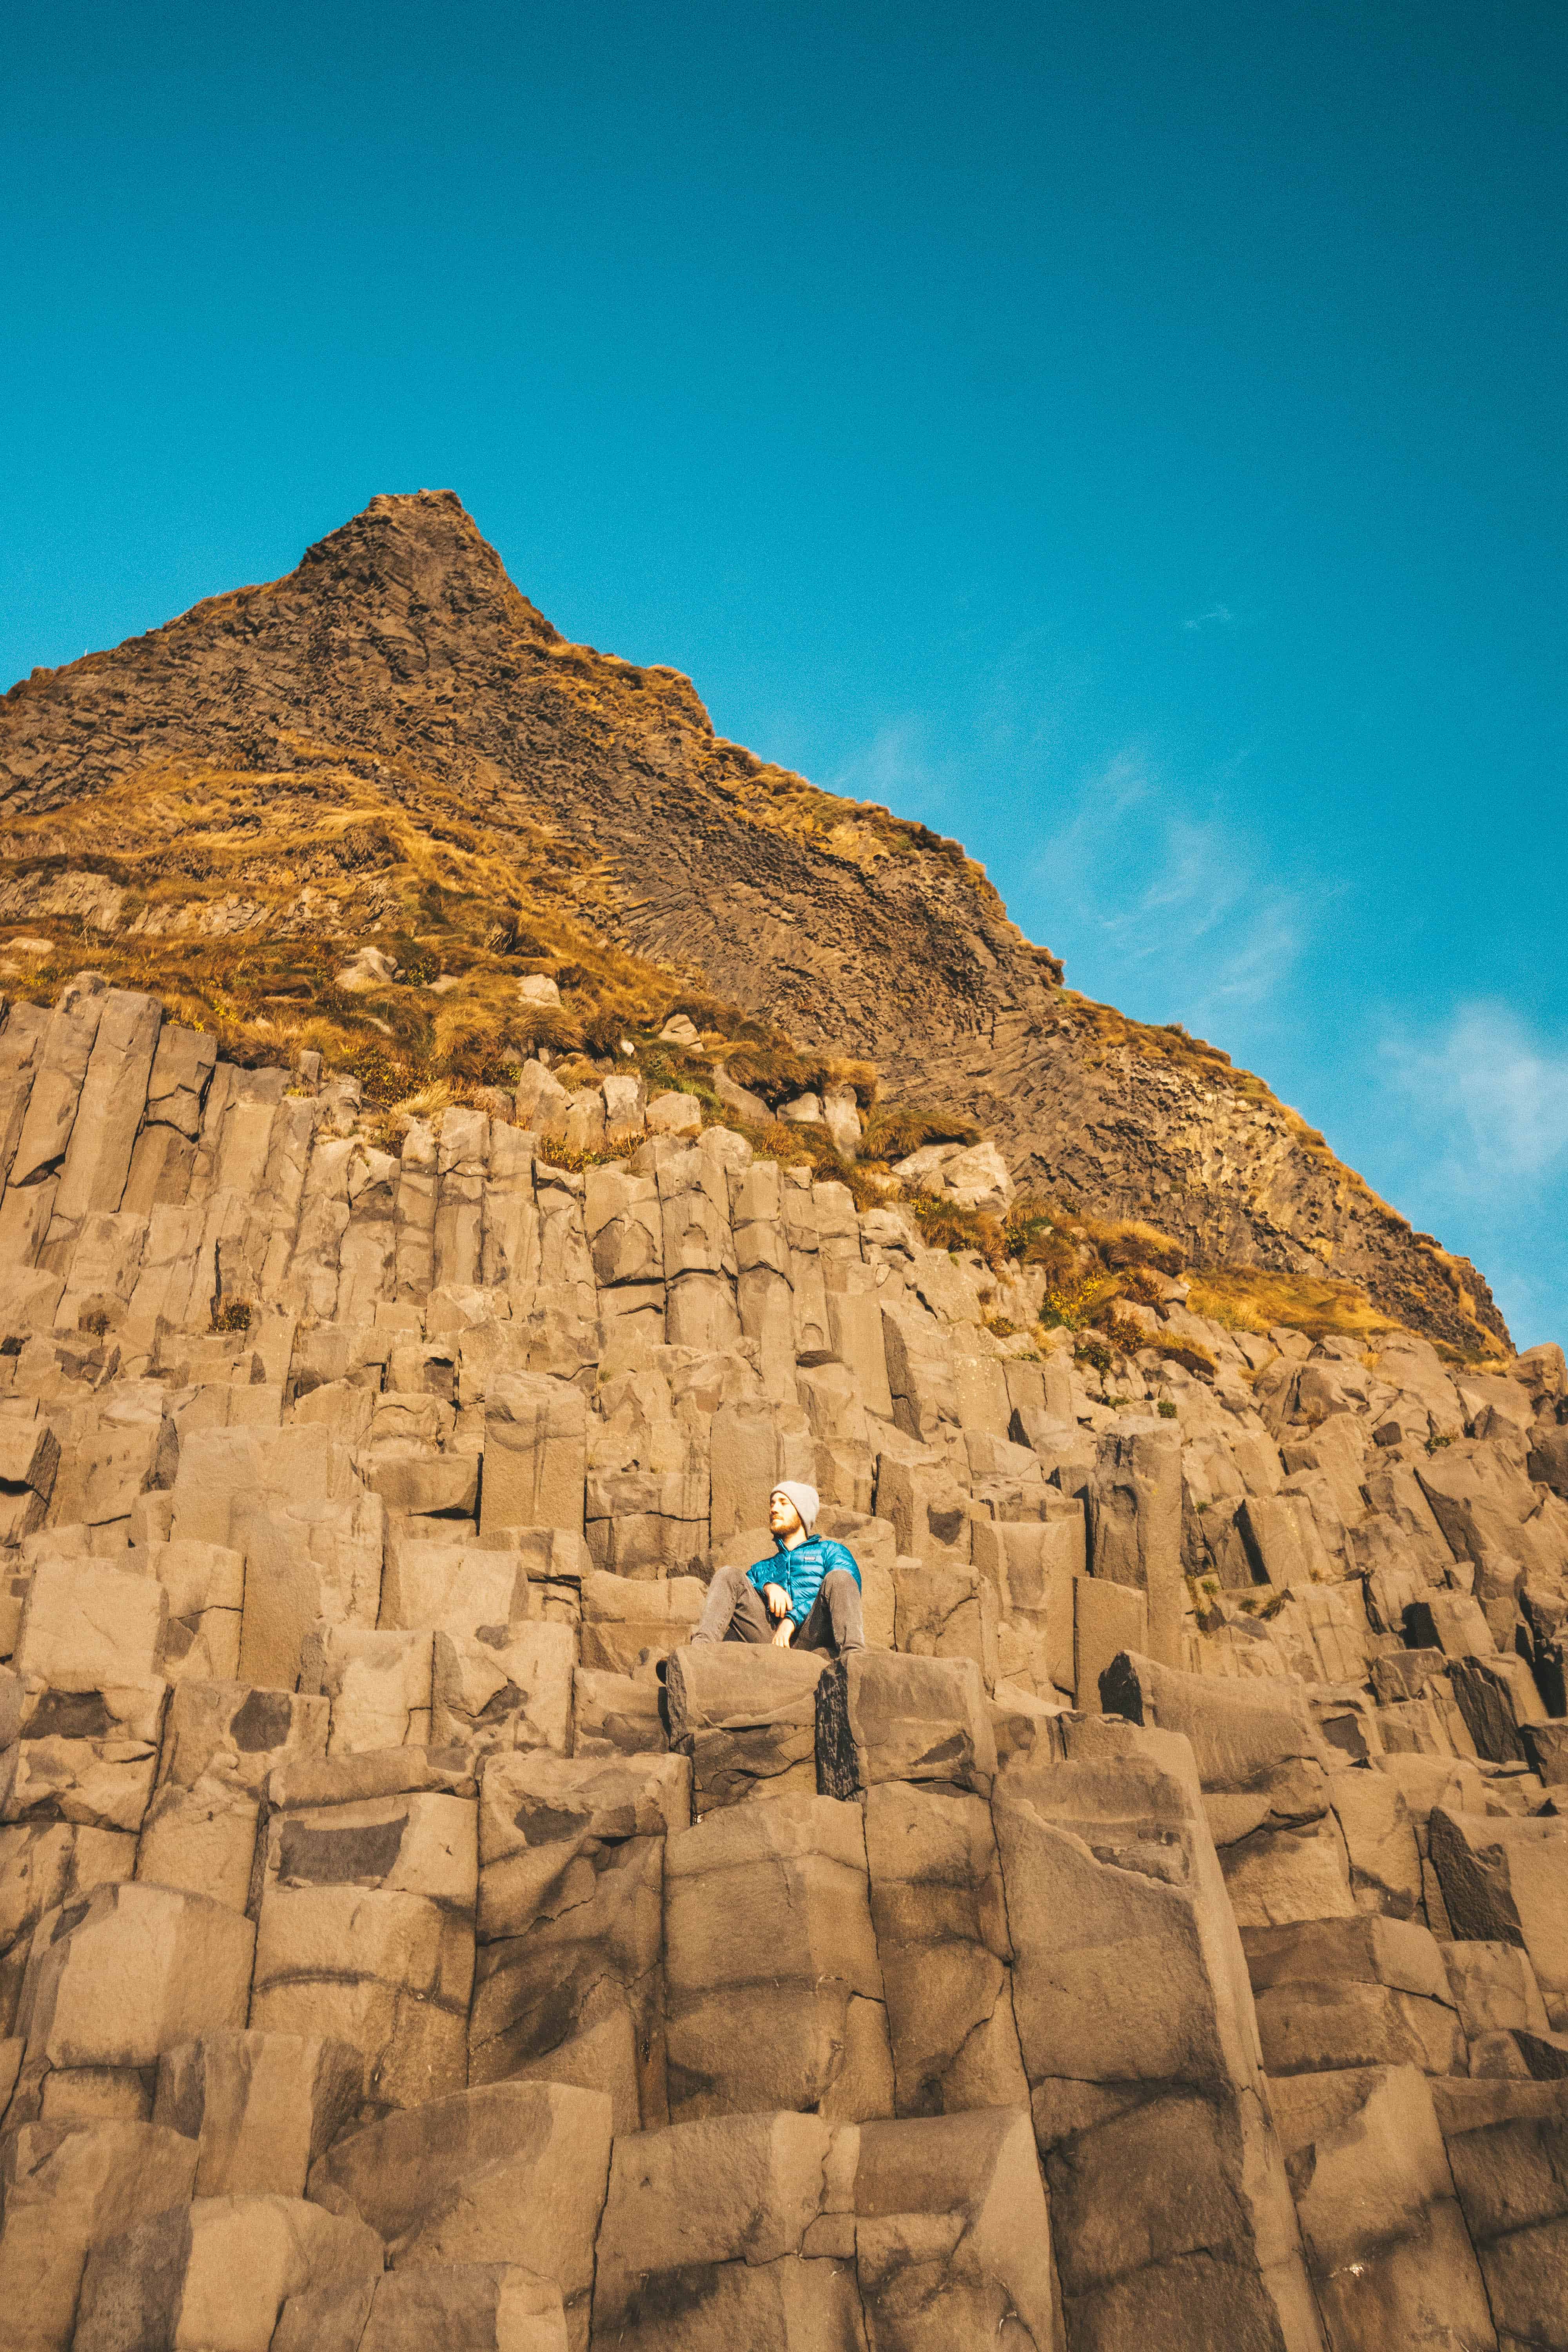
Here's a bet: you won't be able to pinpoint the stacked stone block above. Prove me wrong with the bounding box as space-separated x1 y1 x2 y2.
0 980 1563 2345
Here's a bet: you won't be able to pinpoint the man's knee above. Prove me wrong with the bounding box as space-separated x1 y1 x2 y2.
693 1562 748 1642
822 1568 862 1620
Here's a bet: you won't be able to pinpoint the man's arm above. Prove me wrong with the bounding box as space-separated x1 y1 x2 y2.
822 1538 862 1590
780 1546 829 1641
761 1572 797 1648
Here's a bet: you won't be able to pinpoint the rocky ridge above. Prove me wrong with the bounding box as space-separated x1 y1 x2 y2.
0 490 1507 1353
0 972 1564 2348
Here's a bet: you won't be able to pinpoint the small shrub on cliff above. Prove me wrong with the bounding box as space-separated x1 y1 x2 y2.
344 1044 424 1107
1096 1308 1153 1356
633 1045 724 1118
537 1138 603 1174
1039 1270 1110 1331
1000 1196 1058 1262
444 1026 525 1090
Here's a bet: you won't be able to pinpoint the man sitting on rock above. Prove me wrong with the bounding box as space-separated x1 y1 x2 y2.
693 1481 865 1654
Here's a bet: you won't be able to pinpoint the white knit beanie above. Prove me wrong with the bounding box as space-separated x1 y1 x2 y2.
771 1481 820 1535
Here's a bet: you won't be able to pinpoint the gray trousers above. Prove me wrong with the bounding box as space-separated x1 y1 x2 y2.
694 1563 865 1655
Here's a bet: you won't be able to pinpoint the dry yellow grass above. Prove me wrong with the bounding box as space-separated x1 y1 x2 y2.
0 748 812 1098
1187 1266 1400 1345
1188 1266 1511 1365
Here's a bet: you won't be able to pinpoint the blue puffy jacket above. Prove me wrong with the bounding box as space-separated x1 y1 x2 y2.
747 1535 862 1629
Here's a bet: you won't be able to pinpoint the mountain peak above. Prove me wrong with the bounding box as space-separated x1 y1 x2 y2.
287 488 562 647
0 493 1510 1354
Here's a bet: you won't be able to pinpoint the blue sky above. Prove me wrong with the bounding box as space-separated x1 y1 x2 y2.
4 1 1565 1343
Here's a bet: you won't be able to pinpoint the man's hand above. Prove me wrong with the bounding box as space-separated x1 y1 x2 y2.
762 1583 791 1620
771 1615 796 1648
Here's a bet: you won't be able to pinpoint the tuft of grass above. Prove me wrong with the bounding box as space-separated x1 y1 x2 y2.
393 1079 456 1120
860 1102 979 1161
906 1191 999 1258
1097 1221 1187 1278
1000 1193 1186 1290
537 1138 607 1174
549 1053 606 1093
721 1043 879 1111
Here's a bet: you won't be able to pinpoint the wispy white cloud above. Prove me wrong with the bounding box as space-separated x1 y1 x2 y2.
1184 603 1235 631
823 695 1309 1036
1034 745 1312 1022
830 716 944 817
1383 1001 1568 1193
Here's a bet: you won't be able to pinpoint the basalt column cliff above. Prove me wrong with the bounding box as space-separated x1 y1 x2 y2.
0 499 1559 2352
